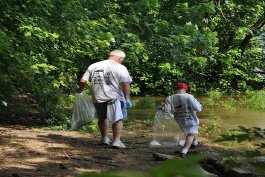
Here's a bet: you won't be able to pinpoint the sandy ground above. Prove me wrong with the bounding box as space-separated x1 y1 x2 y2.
0 99 213 177
0 115 219 177
0 123 167 177
1 121 264 177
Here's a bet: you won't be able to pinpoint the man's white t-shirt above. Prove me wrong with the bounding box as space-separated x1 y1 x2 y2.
81 60 132 103
164 93 202 126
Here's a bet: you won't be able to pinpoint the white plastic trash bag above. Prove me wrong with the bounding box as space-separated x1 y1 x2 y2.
70 92 96 130
150 109 185 148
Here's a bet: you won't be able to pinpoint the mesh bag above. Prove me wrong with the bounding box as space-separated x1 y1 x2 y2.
70 92 96 130
150 109 185 147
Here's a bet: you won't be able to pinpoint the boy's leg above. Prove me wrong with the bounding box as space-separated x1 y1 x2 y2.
192 136 198 145
181 134 195 155
190 136 203 148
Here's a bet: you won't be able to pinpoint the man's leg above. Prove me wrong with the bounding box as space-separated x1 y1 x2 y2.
112 120 123 142
98 118 109 139
111 101 127 148
94 102 110 144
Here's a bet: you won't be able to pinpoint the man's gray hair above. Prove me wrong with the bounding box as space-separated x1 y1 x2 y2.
110 50 126 58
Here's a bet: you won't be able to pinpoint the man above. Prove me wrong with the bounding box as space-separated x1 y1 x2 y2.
79 50 132 149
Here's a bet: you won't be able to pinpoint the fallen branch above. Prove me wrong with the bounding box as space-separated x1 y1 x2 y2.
14 160 37 166
63 150 81 168
70 155 121 167
86 158 121 167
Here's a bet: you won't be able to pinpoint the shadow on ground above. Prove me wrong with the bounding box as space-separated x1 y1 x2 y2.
0 121 160 177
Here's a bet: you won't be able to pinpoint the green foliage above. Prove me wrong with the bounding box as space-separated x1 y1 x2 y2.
217 126 265 150
220 97 237 111
78 154 206 177
0 0 264 122
78 171 145 177
49 124 69 131
239 90 265 110
222 156 237 172
200 116 222 138
202 90 265 111
142 118 153 127
149 155 206 177
134 97 156 109
78 119 99 133
202 90 223 106
256 167 265 174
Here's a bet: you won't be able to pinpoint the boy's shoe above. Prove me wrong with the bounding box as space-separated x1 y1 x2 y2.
112 140 126 149
180 152 187 158
190 142 203 149
100 137 111 145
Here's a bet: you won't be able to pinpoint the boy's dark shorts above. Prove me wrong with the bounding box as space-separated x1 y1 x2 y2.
94 101 125 119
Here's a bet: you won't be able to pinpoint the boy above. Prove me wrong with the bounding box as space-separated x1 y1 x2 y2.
164 82 202 157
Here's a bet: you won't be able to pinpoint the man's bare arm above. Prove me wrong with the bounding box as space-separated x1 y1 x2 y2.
120 82 131 99
78 79 87 92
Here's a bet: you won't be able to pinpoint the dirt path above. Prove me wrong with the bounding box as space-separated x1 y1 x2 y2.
0 104 213 177
1 123 264 177
0 124 171 177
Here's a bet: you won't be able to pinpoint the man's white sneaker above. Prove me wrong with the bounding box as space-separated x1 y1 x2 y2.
112 140 126 149
101 137 111 145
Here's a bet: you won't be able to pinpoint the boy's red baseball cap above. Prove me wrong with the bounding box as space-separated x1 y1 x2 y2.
174 82 189 91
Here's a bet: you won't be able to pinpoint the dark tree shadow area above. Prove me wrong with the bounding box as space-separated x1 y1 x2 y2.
0 95 49 127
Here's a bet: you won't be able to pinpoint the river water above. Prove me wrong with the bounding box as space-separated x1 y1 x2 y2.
128 97 265 150
129 96 265 129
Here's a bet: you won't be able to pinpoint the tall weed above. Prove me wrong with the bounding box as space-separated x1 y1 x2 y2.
239 90 265 110
202 89 265 111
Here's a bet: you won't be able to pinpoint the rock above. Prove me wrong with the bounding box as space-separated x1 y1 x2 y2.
151 152 218 177
249 156 265 166
226 167 263 177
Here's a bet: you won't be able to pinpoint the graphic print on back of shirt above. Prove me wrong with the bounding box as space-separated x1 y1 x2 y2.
92 68 113 86
173 98 192 120
104 72 112 85
92 69 104 85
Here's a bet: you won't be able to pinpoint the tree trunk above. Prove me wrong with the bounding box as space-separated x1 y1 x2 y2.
239 12 265 54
